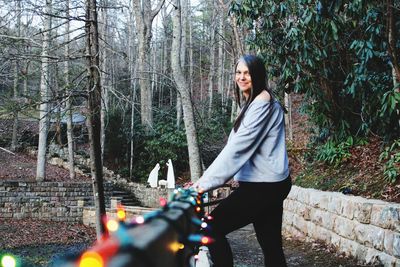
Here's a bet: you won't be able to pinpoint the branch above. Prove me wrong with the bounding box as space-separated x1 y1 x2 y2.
151 0 166 20
0 34 40 46
0 147 16 155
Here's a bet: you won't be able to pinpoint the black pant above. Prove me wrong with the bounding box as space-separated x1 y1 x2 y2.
207 177 292 267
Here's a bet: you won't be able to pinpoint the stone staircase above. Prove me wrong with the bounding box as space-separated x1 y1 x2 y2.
111 189 141 207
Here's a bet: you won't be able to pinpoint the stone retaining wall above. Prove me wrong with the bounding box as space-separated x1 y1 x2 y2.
0 181 113 222
82 199 156 227
283 186 400 266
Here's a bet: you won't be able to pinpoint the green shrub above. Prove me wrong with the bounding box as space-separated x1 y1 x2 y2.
315 136 354 166
379 139 400 183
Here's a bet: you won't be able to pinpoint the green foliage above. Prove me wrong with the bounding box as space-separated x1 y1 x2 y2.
230 0 400 141
104 107 189 182
133 118 188 182
379 139 400 183
315 136 354 166
104 95 233 183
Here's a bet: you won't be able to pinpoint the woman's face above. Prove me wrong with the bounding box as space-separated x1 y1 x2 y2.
235 61 252 98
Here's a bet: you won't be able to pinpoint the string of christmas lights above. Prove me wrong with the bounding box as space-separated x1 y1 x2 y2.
55 187 215 267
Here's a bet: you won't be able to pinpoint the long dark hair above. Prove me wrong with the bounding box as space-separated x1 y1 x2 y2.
233 55 270 132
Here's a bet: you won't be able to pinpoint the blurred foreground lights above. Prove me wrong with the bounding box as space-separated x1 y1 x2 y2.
169 242 185 253
116 206 126 221
201 236 212 245
106 219 119 232
79 251 103 267
135 216 145 224
159 197 167 207
201 222 208 229
1 255 16 267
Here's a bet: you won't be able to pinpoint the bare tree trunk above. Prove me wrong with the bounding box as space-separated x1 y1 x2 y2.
171 0 202 181
85 0 106 239
217 11 225 110
207 12 216 118
11 0 22 152
176 0 188 129
99 0 109 160
200 47 203 104
128 6 137 180
176 94 183 128
387 0 400 127
217 0 243 57
36 0 52 181
11 62 19 152
284 92 293 141
132 0 165 132
64 0 75 180
188 0 194 97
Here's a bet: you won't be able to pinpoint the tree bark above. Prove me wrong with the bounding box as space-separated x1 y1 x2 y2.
128 5 137 180
176 0 188 129
188 0 194 97
85 0 106 240
132 0 165 132
171 0 202 181
11 0 22 152
284 92 293 141
207 6 216 118
11 62 19 152
99 0 109 160
64 0 75 180
387 0 400 127
36 0 52 181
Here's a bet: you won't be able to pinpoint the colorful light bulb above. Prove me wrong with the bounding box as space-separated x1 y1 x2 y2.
1 255 16 267
116 205 126 221
201 236 210 245
79 251 103 267
169 241 185 253
106 219 119 232
135 216 145 224
159 197 167 207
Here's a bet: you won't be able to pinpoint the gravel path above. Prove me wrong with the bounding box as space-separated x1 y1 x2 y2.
228 225 374 267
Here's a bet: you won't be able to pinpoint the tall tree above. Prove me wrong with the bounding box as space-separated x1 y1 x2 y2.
99 0 109 159
64 0 75 180
387 0 400 127
171 0 202 181
85 0 106 239
11 0 22 152
132 0 165 132
36 0 53 181
128 2 138 180
207 2 216 118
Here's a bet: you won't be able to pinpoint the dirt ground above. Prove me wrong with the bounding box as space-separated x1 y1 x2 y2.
0 149 89 182
229 225 372 267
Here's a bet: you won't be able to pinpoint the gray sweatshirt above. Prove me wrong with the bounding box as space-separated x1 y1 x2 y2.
196 99 289 191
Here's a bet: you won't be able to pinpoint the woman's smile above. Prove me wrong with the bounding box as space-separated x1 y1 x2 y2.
235 61 252 97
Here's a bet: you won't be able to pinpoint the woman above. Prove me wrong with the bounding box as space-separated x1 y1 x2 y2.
193 55 291 267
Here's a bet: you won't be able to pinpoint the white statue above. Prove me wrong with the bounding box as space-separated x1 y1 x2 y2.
158 179 168 188
147 163 160 188
196 246 212 267
166 159 175 189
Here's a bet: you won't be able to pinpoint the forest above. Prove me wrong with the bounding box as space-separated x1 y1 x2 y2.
0 1 399 204
0 0 399 265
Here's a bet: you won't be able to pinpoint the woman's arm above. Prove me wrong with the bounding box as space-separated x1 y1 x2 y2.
194 100 278 191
